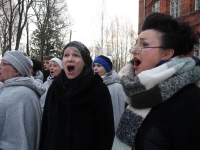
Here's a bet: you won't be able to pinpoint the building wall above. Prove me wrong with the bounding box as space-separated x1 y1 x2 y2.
138 0 200 34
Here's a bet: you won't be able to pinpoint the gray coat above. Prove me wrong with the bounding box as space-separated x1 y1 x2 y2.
40 76 54 112
0 77 45 150
102 71 126 132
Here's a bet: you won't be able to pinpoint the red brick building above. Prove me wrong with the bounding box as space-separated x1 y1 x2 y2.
138 0 200 57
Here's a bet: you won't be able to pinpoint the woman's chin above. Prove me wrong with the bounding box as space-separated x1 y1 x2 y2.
134 67 140 75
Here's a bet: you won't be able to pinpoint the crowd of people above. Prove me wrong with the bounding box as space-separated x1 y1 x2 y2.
0 12 200 150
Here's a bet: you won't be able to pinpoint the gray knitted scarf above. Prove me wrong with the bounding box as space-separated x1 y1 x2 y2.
115 56 200 149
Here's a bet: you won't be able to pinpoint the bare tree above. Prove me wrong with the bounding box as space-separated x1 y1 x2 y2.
0 0 18 54
0 0 34 54
0 14 9 55
91 0 109 56
90 0 137 72
30 0 72 61
15 0 34 50
92 15 137 72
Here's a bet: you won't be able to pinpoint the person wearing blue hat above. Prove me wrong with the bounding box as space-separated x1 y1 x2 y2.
93 55 126 132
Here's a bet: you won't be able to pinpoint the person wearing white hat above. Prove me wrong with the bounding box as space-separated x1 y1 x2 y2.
93 55 127 132
40 57 63 112
0 50 45 150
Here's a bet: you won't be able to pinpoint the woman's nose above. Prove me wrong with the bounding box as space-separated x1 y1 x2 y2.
68 55 74 61
93 65 98 70
130 47 141 54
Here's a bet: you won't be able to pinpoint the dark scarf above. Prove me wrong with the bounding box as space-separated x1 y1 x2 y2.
62 66 93 97
52 66 102 103
113 56 200 149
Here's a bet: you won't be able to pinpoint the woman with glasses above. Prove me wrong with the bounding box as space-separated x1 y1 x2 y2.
112 12 200 150
0 50 45 150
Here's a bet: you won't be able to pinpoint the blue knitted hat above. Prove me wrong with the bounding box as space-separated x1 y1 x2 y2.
93 55 112 72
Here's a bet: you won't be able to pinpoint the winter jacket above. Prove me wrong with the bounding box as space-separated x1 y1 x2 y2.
33 70 44 84
0 77 45 150
40 76 54 112
43 70 50 82
40 70 115 150
135 84 200 150
102 71 126 132
112 57 200 150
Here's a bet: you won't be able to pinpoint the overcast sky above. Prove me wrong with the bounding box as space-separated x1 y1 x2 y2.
66 0 139 47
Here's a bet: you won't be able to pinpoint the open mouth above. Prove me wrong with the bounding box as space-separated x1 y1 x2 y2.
67 66 75 72
134 58 141 67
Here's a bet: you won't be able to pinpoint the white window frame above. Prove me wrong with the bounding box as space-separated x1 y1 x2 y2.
195 0 200 10
170 0 181 17
152 0 160 12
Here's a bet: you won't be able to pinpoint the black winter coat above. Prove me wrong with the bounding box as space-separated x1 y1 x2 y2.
40 70 115 150
135 84 200 150
43 70 50 82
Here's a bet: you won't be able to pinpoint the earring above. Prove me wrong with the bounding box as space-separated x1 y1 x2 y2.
158 60 166 65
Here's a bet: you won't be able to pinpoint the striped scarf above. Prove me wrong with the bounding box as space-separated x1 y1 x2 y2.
112 56 200 150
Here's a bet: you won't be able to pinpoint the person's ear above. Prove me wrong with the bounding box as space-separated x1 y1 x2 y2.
162 49 174 61
14 69 20 77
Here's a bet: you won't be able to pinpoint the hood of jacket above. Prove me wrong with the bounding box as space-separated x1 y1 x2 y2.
33 70 44 84
102 71 120 85
2 77 46 97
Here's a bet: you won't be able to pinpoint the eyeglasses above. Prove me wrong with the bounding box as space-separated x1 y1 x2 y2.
0 62 12 67
129 46 168 54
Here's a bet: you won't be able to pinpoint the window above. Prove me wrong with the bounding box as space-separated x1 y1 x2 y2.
152 1 160 12
194 37 200 58
195 0 200 10
170 0 181 17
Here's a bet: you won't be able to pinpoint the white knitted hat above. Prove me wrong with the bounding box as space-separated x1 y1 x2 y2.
50 57 63 69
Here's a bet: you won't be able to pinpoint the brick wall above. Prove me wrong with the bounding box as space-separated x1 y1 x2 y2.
138 0 200 57
138 0 200 34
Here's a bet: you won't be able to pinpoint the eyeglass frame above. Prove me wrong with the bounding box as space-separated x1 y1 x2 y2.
129 46 168 54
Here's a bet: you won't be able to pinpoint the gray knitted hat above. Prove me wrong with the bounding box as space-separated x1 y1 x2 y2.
2 50 33 77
